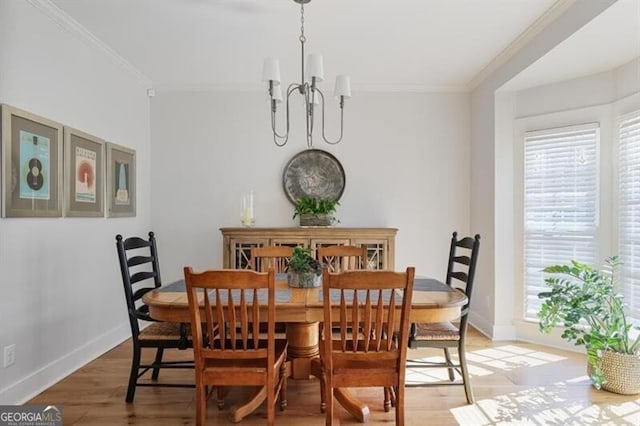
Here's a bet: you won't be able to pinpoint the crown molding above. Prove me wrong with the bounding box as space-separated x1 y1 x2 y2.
467 0 577 91
153 82 470 95
26 0 152 88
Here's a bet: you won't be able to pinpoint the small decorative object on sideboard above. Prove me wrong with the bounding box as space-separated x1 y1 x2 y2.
292 196 339 227
287 246 322 288
241 191 255 227
538 256 640 395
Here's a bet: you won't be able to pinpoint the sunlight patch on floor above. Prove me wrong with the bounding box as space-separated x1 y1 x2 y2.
450 383 640 425
406 343 640 424
406 343 568 385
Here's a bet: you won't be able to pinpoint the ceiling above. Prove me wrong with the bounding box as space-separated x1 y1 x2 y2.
49 0 639 93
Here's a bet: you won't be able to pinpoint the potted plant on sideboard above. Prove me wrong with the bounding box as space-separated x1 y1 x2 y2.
538 256 640 394
287 246 323 288
292 196 339 227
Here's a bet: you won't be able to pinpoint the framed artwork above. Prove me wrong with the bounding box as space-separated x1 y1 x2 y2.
106 142 136 217
1 104 63 217
64 126 105 217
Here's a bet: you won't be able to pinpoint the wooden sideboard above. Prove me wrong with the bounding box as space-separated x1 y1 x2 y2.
220 227 397 270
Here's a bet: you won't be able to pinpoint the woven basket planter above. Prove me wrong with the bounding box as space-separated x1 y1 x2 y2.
588 350 640 395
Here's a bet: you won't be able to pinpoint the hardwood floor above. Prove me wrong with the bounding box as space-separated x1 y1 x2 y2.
28 327 640 425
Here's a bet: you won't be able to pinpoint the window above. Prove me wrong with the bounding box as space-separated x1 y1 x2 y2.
523 124 600 319
618 111 640 322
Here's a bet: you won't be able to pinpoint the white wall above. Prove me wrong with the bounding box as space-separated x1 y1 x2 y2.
470 0 617 339
0 1 151 403
150 91 471 284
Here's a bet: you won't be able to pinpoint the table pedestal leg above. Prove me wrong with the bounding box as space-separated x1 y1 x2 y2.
286 322 319 379
335 389 370 423
228 386 265 423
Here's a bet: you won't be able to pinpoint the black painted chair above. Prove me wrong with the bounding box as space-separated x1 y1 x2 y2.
116 232 193 403
405 232 481 404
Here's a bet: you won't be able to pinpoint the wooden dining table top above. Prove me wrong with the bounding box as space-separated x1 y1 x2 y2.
143 275 468 324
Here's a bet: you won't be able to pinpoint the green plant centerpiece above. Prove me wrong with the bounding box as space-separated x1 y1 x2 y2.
538 256 640 394
292 196 339 227
287 246 323 288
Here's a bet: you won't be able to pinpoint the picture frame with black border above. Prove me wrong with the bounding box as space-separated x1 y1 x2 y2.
1 104 63 218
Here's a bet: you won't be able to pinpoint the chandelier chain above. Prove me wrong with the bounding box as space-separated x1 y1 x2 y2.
299 3 306 43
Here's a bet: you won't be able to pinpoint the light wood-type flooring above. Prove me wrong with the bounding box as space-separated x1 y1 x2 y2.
28 327 640 425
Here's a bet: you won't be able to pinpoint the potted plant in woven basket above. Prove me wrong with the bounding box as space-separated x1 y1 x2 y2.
538 256 640 394
287 246 322 288
292 197 339 227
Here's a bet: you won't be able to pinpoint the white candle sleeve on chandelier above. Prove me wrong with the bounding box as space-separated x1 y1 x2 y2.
272 85 283 103
262 57 281 84
308 91 320 105
334 74 351 99
305 53 324 82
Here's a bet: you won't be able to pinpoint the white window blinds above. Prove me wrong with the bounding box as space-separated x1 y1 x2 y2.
618 111 640 322
523 124 599 319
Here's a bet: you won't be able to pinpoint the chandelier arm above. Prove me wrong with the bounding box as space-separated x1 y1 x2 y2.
318 89 344 145
270 83 301 146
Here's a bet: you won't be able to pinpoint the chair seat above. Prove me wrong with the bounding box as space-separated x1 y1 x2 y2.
413 322 460 341
139 322 187 341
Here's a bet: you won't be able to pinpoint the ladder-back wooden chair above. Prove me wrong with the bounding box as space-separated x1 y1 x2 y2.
315 267 415 425
317 245 368 272
115 232 193 403
406 232 480 404
250 246 293 272
183 267 288 426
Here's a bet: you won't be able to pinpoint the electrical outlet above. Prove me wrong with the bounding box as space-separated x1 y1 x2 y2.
4 344 15 368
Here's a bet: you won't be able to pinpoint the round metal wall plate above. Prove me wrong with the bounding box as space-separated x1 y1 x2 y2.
282 149 345 205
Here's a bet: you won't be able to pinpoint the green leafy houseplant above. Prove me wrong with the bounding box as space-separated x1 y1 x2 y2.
538 256 640 390
292 197 339 226
287 246 322 288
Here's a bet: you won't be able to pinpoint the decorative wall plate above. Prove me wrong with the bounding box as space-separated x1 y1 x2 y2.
282 149 345 204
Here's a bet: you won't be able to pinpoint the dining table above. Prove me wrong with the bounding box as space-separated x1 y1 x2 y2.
143 274 467 423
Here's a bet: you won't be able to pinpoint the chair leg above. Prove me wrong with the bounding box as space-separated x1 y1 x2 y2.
459 343 474 404
279 360 288 410
151 347 164 380
216 387 228 409
125 344 141 403
325 384 334 426
196 382 207 426
443 348 455 381
395 383 404 426
383 387 392 412
319 371 327 413
267 378 275 426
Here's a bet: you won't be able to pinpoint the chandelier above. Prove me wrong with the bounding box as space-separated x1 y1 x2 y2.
262 0 351 148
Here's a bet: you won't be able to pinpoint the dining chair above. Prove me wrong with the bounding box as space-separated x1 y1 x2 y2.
405 232 480 404
183 267 289 426
314 267 415 425
115 232 193 403
250 246 294 272
317 245 368 272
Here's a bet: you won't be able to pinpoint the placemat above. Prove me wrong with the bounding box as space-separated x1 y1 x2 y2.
319 278 454 303
162 279 291 303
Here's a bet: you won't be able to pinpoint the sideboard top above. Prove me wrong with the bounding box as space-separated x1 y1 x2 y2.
220 227 398 236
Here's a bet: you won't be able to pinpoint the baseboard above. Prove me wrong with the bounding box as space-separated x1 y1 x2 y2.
468 312 494 338
0 323 130 404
